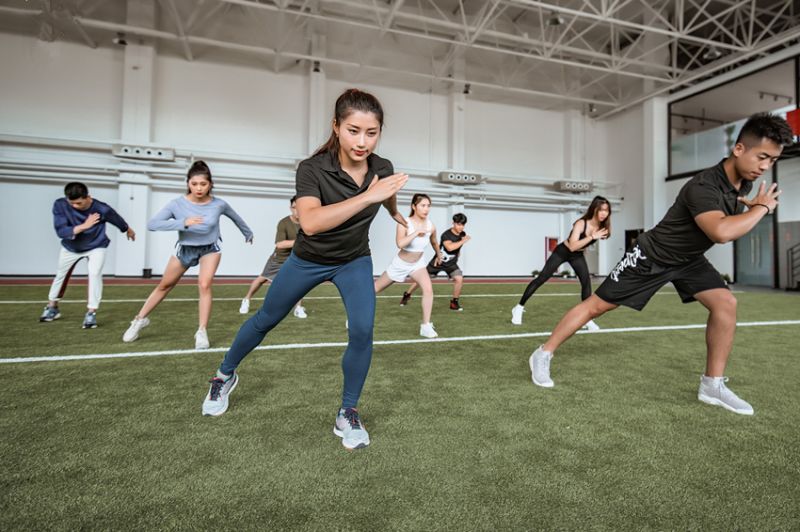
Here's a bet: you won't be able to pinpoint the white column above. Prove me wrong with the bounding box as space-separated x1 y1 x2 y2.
643 96 669 228
563 109 585 180
115 0 156 277
448 56 466 171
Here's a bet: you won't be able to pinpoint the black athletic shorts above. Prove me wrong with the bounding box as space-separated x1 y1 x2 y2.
426 261 462 279
595 244 728 311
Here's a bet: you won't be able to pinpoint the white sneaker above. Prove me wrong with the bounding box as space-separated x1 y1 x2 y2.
529 345 554 388
420 322 438 338
122 316 150 342
195 328 210 349
293 305 308 319
698 375 754 415
238 298 250 314
333 408 370 450
584 319 600 331
202 373 238 416
511 304 525 325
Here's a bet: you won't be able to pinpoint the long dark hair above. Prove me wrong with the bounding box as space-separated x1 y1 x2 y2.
409 193 431 217
186 160 213 194
580 195 611 237
313 89 385 157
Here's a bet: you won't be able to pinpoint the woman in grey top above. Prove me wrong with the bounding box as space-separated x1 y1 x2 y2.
123 161 253 349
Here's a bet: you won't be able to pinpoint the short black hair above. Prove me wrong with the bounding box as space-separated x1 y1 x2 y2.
736 112 794 148
64 182 89 200
290 195 297 204
452 213 467 224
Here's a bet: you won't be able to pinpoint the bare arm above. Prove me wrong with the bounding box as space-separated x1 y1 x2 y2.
382 194 408 228
429 226 442 265
694 181 780 244
564 220 607 252
296 173 408 236
443 235 470 252
275 239 295 250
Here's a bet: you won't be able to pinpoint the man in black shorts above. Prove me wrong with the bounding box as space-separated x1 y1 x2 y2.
529 112 793 416
401 213 471 311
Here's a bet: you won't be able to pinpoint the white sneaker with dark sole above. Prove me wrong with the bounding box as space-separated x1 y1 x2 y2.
583 319 600 331
333 408 370 450
698 376 754 415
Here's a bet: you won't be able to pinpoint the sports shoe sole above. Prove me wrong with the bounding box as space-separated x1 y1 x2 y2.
203 375 239 417
333 426 370 450
39 314 61 323
82 323 97 329
529 353 554 388
697 392 754 415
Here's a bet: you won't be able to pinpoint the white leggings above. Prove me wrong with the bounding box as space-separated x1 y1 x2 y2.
47 247 107 309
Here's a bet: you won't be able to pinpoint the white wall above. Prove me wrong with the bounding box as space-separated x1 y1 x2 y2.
0 31 630 279
0 33 123 140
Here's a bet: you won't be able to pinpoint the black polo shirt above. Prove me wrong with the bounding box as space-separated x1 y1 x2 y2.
637 160 752 266
293 150 394 265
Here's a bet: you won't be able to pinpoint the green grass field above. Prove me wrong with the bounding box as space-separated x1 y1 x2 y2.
1 280 798 531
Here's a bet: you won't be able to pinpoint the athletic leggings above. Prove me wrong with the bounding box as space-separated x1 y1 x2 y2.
519 243 592 306
219 253 375 409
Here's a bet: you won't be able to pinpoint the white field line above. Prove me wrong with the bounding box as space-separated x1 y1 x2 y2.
2 320 798 365
0 291 713 305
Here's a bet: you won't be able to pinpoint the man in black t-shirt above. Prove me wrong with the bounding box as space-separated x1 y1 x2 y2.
401 213 471 311
529 112 794 417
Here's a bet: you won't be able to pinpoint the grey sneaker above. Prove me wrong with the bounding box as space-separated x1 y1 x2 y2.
698 376 754 415
122 316 150 342
333 408 370 450
39 305 61 322
202 373 239 416
82 311 97 329
529 345 554 388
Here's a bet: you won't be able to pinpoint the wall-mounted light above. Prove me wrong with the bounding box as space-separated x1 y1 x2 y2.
463 83 471 95
112 32 128 46
312 60 321 73
546 11 565 26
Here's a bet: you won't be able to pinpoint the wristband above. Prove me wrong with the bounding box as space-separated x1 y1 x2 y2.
754 203 771 214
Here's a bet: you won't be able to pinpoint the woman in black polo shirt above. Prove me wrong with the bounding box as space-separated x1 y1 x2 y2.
200 89 408 450
511 196 611 328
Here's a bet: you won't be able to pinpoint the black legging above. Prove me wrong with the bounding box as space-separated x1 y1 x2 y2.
519 244 592 306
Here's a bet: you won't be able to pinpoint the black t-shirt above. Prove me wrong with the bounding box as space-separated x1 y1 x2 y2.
436 229 466 265
637 161 752 266
293 150 394 265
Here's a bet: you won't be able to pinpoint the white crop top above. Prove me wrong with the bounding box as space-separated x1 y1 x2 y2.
402 218 432 253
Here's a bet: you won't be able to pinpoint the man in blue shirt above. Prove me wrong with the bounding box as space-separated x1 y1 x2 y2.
40 182 136 328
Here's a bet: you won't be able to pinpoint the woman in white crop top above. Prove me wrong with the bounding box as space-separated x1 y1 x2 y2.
375 193 442 338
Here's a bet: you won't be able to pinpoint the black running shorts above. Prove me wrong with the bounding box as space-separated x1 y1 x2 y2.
595 244 728 311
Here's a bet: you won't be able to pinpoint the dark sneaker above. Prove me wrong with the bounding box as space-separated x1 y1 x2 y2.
39 306 61 322
202 373 239 416
400 292 411 306
333 408 370 450
82 311 97 329
449 298 463 311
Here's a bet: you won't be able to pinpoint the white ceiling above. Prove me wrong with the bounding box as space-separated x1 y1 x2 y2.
1 0 798 118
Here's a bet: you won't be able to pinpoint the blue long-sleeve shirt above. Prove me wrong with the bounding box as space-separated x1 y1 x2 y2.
53 198 129 253
148 196 253 246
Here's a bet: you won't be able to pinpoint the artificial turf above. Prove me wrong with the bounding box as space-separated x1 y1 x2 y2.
1 280 798 530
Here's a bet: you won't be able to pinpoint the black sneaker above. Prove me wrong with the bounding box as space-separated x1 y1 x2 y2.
449 298 463 311
39 305 61 322
400 292 411 306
